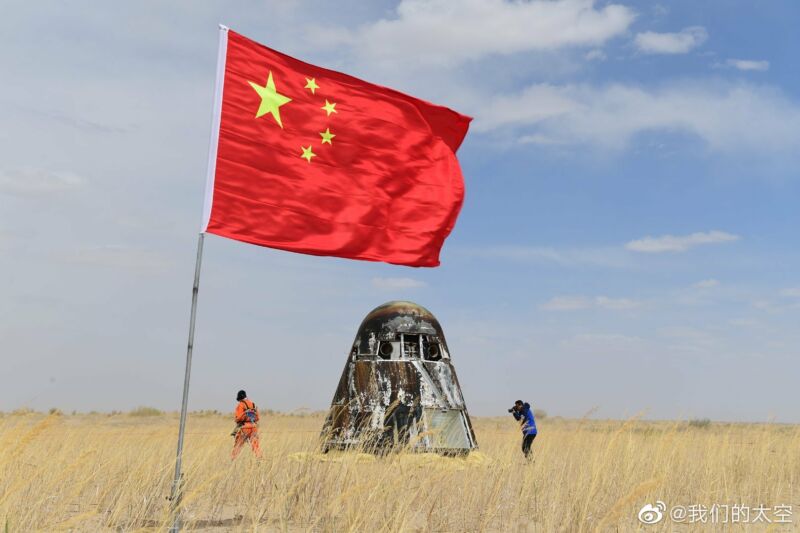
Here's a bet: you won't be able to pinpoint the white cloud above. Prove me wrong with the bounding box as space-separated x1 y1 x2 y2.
726 59 769 72
519 133 569 145
595 296 640 310
752 300 774 311
634 26 708 54
475 81 800 154
0 168 85 196
541 295 640 311
371 277 427 290
626 231 739 253
780 287 800 298
478 84 580 130
541 295 592 311
328 0 635 68
585 49 607 61
652 4 669 17
693 279 720 289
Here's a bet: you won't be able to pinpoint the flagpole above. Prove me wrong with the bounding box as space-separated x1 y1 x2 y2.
167 24 228 533
169 232 205 532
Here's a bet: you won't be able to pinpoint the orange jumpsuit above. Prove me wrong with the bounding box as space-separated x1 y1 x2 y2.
232 398 262 459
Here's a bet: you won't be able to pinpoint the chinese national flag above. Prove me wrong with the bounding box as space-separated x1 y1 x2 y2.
201 27 471 267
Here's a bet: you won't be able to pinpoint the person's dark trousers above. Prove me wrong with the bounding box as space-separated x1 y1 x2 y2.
522 433 536 458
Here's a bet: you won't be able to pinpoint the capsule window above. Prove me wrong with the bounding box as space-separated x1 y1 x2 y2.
379 342 394 359
403 335 420 358
425 343 441 361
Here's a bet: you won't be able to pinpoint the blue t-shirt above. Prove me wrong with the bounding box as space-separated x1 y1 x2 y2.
513 403 537 435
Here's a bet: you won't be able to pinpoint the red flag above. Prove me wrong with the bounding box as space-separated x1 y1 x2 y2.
201 27 471 267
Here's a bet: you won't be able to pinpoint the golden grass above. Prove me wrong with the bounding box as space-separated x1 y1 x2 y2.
0 412 797 531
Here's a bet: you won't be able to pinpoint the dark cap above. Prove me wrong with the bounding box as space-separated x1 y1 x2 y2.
236 390 247 401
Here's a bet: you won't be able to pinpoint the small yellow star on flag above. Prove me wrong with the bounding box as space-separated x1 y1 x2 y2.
320 128 335 145
321 100 337 116
301 145 316 163
304 78 319 94
248 71 292 128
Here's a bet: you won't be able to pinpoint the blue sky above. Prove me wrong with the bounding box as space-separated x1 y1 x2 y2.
1 1 798 422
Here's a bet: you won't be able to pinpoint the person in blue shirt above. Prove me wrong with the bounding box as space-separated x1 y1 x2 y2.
510 400 537 458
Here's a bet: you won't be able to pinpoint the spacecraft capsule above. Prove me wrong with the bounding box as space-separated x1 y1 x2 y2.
321 301 478 454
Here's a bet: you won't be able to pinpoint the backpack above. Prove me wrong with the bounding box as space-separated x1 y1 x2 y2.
241 400 258 424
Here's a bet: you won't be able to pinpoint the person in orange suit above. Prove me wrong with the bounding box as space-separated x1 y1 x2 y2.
231 389 262 459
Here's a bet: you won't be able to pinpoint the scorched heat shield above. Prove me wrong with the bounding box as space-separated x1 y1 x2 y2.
321 301 477 454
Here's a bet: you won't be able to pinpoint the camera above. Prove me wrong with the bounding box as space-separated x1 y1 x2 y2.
507 408 515 413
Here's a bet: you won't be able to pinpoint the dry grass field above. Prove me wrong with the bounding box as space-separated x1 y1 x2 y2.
0 410 797 532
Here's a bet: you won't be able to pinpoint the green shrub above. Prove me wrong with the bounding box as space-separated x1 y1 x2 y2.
128 406 163 417
688 418 711 428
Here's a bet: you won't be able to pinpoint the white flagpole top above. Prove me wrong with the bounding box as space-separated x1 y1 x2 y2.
201 24 230 232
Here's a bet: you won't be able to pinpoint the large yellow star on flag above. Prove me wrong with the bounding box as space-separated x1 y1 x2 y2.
248 71 292 128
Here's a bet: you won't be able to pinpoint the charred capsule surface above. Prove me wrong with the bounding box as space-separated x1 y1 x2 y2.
321 301 477 454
